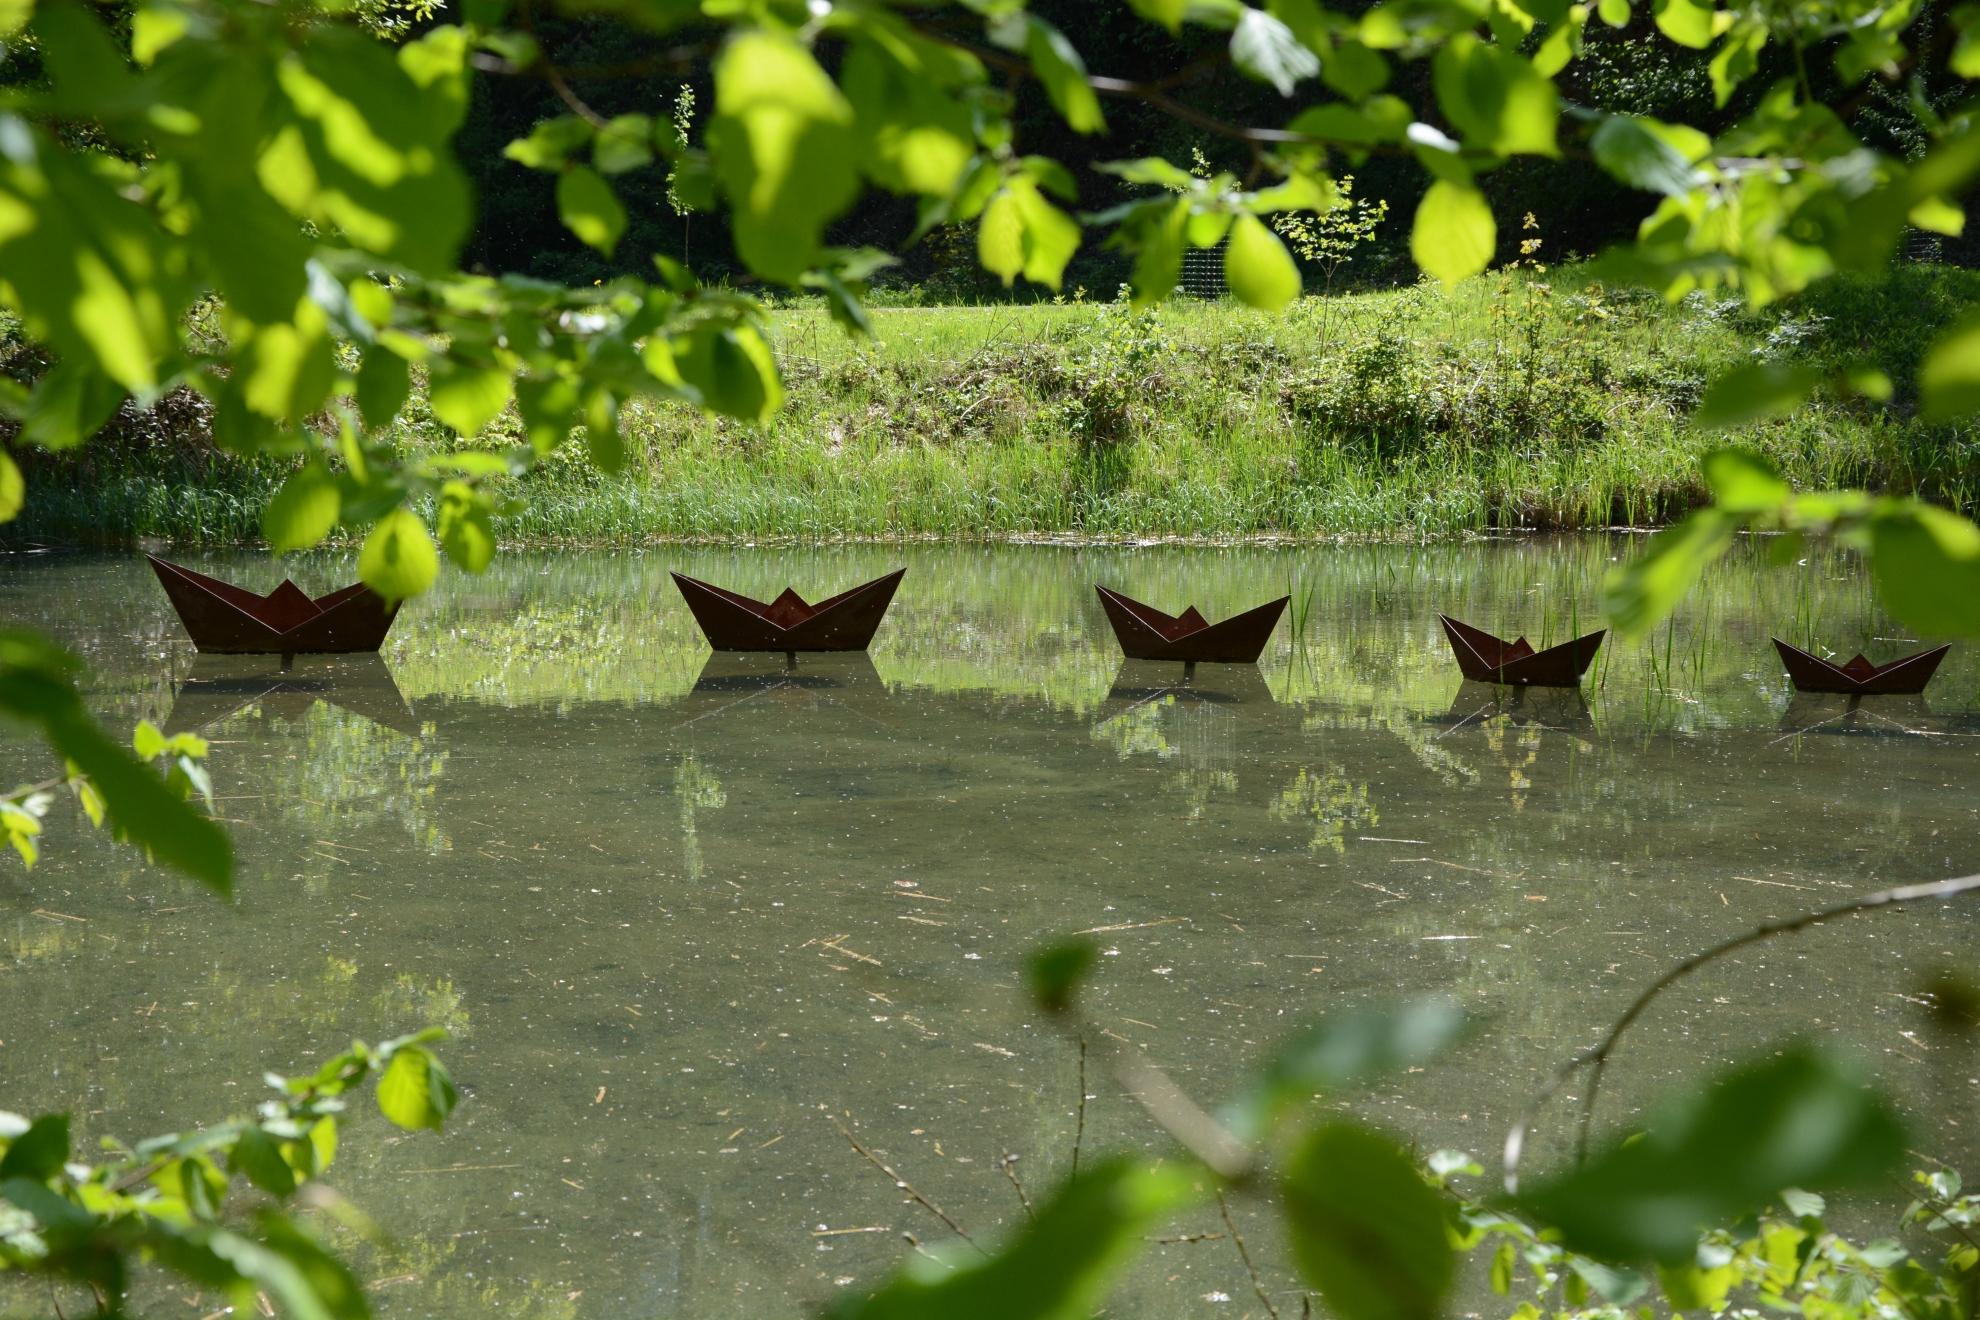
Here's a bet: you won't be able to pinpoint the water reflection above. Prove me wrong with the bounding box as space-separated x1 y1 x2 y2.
1778 692 1941 736
2 541 1978 1320
165 652 420 736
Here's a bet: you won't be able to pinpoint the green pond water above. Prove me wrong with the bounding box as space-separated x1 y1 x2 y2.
2 541 1979 1320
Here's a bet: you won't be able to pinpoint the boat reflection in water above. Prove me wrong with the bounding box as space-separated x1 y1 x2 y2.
674 652 901 729
1101 658 1277 712
164 653 419 736
1777 692 1942 736
1438 679 1593 733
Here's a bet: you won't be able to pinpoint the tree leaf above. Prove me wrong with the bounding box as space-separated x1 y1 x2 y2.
264 463 341 555
1869 503 1980 636
1700 448 1790 512
979 178 1080 290
1920 311 1980 420
229 1126 298 1198
1231 7 1320 96
584 390 624 475
257 1215 368 1320
831 1158 1196 1320
557 164 627 256
375 1044 457 1131
0 449 20 523
1694 363 1822 429
1026 939 1098 1014
355 343 412 431
436 480 495 573
1222 999 1465 1141
1432 36 1559 156
1023 17 1105 134
1321 39 1389 98
1652 0 1716 47
0 1112 69 1180
357 507 437 603
1224 212 1302 310
592 113 654 174
1590 116 1708 197
1514 1048 1907 1263
1283 1122 1455 1320
427 361 514 437
503 115 593 172
673 320 782 424
1411 180 1496 287
1602 506 1740 641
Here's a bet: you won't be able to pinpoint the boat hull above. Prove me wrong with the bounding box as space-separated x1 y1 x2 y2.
149 557 399 654
1096 587 1287 663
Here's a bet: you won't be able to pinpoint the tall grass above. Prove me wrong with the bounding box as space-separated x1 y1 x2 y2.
12 264 1980 546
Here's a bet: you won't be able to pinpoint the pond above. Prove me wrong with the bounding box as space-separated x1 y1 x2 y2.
3 541 1978 1320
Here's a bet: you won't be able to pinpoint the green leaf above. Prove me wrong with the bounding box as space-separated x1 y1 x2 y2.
1869 503 1980 637
557 164 627 256
831 1158 1197 1320
1920 312 1980 420
436 480 495 573
1321 40 1390 99
1490 1240 1516 1294
264 463 341 555
1590 116 1708 197
1432 35 1559 156
709 29 859 283
1709 22 1767 106
230 1126 298 1198
515 374 581 455
1652 0 1716 47
584 390 624 475
1023 18 1105 134
1283 1122 1455 1320
1598 0 1630 23
504 115 593 172
1602 507 1739 641
427 361 514 438
1693 363 1822 429
0 1112 68 1180
1224 212 1302 310
1231 7 1320 95
1223 1000 1464 1142
257 1214 369 1320
593 114 654 174
1026 939 1098 1014
1125 0 1188 29
1288 96 1413 145
376 1044 457 1131
18 363 124 452
673 320 782 424
357 507 438 604
0 662 232 890
1531 8 1585 77
0 449 20 523
978 178 1081 291
1700 448 1789 511
356 343 412 431
1411 181 1495 288
841 33 977 197
1657 1259 1736 1311
1514 1048 1907 1263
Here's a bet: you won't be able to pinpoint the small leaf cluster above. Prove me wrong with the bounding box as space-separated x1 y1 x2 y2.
0 1030 456 1319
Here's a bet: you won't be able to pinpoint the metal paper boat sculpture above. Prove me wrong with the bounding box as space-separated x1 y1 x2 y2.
1096 587 1288 664
671 569 904 652
1773 638 1950 695
1439 615 1603 687
150 557 400 655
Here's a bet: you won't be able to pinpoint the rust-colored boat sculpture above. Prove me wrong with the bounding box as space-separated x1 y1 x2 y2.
1438 615 1604 687
1772 638 1950 695
1096 587 1287 664
670 569 904 653
149 556 400 655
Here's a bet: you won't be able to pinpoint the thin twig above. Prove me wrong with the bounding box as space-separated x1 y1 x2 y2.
1218 1190 1278 1320
998 1154 1035 1222
1503 871 1980 1192
831 1116 980 1250
1072 1036 1087 1181
1145 1231 1226 1243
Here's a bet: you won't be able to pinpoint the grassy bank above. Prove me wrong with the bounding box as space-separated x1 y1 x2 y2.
12 264 1980 545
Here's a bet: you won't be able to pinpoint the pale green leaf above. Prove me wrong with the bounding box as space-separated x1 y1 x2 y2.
1910 195 1965 237
358 507 438 603
376 1044 457 1131
1919 312 1980 420
1700 448 1789 511
1231 7 1320 95
1411 180 1495 288
436 480 495 573
1225 212 1302 310
1602 507 1740 640
1693 362 1821 429
1653 0 1715 48
427 362 514 437
264 464 341 555
0 450 19 523
1871 503 1980 636
1025 17 1105 134
557 164 627 256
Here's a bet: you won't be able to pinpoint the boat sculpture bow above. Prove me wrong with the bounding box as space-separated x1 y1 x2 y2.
1095 586 1288 664
1438 615 1604 687
670 569 905 652
149 557 401 654
1772 638 1950 695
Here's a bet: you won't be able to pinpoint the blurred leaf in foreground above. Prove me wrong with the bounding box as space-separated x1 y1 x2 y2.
1284 1122 1455 1320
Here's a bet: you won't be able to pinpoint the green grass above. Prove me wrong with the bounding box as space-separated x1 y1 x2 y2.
13 263 1980 545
